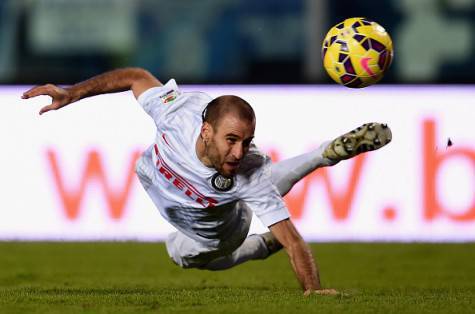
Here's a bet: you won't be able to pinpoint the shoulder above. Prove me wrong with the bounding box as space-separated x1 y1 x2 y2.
137 79 180 106
137 79 213 121
238 143 269 176
139 79 212 107
180 91 213 114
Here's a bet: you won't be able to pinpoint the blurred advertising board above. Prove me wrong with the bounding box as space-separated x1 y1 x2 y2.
28 0 136 54
1 85 474 241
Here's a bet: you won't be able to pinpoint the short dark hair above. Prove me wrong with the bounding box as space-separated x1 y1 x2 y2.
202 95 255 129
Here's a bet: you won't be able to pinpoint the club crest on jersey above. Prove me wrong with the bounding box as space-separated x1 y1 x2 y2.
211 173 234 192
160 90 177 104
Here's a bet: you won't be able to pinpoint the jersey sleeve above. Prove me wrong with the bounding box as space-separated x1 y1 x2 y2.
136 79 182 124
241 155 290 227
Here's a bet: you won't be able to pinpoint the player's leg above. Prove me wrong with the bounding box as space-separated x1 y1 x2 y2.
201 232 282 270
198 208 274 270
165 231 227 268
168 208 280 271
165 207 270 270
166 231 271 270
271 140 335 197
271 122 392 196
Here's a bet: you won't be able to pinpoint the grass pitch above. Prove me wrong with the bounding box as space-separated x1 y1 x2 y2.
0 242 474 313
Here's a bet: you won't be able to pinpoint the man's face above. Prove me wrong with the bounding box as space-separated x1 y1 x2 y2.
205 114 255 177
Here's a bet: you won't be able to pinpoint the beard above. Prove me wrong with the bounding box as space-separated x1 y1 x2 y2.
204 138 240 178
204 138 226 175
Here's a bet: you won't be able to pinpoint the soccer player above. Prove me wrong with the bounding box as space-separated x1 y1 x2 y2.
22 68 391 296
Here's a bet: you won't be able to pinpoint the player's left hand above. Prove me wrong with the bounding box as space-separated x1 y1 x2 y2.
304 288 339 297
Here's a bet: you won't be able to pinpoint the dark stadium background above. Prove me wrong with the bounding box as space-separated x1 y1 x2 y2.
2 0 474 85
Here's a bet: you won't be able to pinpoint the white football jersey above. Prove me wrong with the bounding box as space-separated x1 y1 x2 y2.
135 79 290 246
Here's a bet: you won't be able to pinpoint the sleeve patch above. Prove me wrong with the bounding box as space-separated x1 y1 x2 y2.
160 90 178 104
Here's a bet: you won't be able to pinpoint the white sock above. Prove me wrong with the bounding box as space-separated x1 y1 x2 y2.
270 141 336 196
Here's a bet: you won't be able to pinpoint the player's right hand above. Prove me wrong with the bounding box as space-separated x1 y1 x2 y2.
22 84 72 115
304 288 339 297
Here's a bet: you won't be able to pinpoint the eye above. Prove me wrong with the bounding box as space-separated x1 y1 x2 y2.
243 139 252 147
227 138 237 144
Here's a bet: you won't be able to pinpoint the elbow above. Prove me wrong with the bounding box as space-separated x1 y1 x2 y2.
127 67 155 80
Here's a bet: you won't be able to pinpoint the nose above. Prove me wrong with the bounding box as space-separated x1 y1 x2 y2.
231 143 244 160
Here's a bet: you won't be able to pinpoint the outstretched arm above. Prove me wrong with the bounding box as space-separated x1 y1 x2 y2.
269 219 337 296
22 67 161 115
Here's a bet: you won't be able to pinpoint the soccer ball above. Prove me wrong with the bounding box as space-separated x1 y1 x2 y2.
322 17 393 88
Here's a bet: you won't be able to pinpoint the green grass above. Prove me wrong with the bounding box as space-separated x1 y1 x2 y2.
0 242 474 313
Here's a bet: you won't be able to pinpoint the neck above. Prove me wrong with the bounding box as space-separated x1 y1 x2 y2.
195 136 213 167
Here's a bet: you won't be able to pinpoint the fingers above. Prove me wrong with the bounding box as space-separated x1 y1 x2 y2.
314 288 339 295
39 102 62 115
22 84 56 99
22 84 62 115
304 288 340 297
39 104 54 115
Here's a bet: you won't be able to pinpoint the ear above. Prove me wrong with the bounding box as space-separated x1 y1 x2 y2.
201 122 212 141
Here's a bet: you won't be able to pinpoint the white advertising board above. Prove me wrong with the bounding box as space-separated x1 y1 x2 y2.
1 85 474 241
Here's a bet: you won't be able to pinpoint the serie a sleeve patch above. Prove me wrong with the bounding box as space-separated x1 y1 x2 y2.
160 89 178 105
